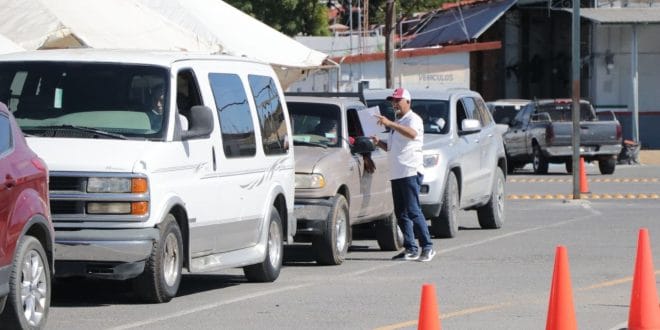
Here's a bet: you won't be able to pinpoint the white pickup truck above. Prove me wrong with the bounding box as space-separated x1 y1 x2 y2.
0 49 296 303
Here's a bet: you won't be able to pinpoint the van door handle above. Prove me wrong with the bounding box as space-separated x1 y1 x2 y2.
211 147 217 171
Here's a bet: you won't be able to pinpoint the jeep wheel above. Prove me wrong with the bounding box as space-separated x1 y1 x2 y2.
533 145 548 174
244 207 283 282
0 236 51 329
312 194 349 265
477 167 505 229
431 171 459 238
599 157 616 175
133 214 182 303
376 213 403 251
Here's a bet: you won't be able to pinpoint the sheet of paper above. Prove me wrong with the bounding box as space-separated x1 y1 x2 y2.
357 106 385 137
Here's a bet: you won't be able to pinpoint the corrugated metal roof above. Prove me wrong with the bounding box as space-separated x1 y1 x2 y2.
568 8 660 24
402 0 516 48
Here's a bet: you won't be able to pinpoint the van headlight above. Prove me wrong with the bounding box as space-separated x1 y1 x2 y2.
423 154 441 168
295 174 326 189
87 177 148 193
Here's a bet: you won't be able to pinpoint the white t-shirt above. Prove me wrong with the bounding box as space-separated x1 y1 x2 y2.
387 110 424 180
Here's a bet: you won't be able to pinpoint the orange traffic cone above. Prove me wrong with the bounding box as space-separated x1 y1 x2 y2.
546 245 577 330
418 283 441 330
628 228 660 330
579 157 590 194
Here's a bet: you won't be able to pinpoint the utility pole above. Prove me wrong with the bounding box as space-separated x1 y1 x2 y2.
385 0 395 88
571 0 581 199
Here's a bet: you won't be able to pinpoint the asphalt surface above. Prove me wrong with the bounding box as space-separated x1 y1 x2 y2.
44 163 660 330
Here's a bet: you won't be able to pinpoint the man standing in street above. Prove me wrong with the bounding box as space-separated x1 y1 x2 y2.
372 88 435 262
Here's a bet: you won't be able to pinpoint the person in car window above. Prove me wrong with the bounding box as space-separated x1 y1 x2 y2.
371 88 435 262
147 85 165 131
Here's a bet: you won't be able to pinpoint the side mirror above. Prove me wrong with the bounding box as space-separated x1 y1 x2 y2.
459 119 481 135
350 136 376 154
181 105 214 140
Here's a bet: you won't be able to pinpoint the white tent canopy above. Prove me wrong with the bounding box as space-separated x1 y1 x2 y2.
0 0 329 87
0 0 219 52
0 34 22 54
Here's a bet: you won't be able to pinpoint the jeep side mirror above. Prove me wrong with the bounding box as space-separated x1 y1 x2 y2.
350 136 376 154
181 105 214 140
459 119 481 135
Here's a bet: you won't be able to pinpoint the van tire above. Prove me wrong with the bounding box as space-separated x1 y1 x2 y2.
0 236 51 329
431 172 459 238
477 167 505 229
376 213 403 251
133 214 183 303
244 207 283 282
313 194 349 265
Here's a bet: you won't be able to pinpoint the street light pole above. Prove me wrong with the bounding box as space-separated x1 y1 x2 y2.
385 0 394 88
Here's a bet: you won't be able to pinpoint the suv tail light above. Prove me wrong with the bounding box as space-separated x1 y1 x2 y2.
615 123 622 141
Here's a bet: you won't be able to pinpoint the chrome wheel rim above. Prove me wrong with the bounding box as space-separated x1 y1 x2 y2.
268 220 282 267
336 211 348 253
20 250 47 326
495 174 505 218
533 150 540 171
162 233 180 287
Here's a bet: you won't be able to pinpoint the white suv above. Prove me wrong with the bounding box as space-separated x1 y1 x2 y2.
0 49 295 303
363 88 507 238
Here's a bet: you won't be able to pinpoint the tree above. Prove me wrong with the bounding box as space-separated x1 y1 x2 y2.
368 0 448 26
225 0 329 36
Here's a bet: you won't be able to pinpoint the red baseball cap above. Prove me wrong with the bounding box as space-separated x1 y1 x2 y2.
386 88 411 101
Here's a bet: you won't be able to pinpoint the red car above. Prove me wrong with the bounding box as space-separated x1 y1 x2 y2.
0 102 53 329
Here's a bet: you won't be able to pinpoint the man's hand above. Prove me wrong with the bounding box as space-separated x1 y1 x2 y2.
374 114 393 128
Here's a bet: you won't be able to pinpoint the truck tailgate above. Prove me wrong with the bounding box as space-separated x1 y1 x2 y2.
550 121 620 147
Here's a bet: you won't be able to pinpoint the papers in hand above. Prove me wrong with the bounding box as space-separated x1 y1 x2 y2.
357 106 385 137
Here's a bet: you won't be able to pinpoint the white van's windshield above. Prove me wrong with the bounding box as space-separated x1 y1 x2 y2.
0 62 169 140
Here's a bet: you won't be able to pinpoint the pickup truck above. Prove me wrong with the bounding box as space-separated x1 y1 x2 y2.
503 99 622 174
363 88 507 239
286 96 401 265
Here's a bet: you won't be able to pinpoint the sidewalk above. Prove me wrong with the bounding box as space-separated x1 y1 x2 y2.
639 150 660 165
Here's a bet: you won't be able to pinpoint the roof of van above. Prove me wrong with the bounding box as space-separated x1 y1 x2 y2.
362 88 479 101
0 49 267 67
285 95 365 108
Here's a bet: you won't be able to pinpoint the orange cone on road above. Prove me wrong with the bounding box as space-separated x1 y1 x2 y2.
628 228 660 330
546 245 577 330
418 283 441 330
579 157 590 194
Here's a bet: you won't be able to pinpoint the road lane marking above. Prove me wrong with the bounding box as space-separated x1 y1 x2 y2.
374 271 660 330
507 193 660 200
509 178 659 183
111 209 600 329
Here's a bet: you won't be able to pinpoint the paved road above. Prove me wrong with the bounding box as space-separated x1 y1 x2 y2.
46 164 660 330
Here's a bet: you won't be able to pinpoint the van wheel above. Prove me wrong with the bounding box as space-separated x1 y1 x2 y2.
533 145 548 174
244 207 283 282
599 157 616 175
431 172 459 238
313 194 349 265
477 167 505 229
0 236 51 329
376 213 403 251
133 214 182 303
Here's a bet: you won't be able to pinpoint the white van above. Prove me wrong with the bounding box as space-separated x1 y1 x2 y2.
0 49 296 303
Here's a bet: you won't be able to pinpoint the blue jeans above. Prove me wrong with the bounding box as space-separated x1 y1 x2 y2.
391 173 433 253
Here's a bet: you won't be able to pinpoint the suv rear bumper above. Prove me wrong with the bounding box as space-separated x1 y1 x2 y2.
54 228 159 279
294 198 333 236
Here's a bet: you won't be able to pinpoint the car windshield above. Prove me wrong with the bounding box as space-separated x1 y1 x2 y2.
366 99 449 134
0 61 170 140
490 105 520 125
287 102 342 148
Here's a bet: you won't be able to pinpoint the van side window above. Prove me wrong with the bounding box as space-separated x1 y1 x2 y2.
209 73 256 158
247 75 289 155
